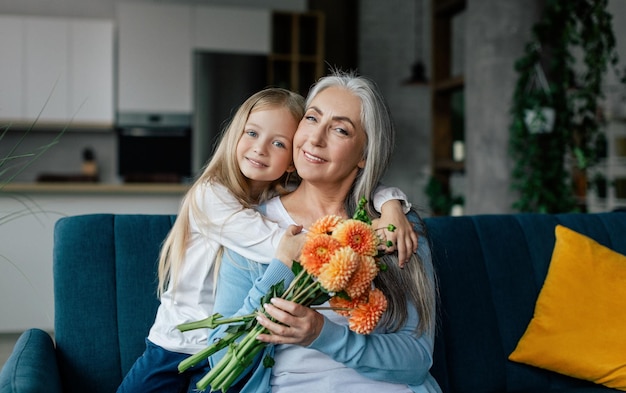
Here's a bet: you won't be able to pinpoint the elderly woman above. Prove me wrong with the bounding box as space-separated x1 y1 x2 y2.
208 70 442 393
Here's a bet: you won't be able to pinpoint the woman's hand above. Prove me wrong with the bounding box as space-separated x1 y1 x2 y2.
255 297 324 347
376 200 418 268
275 225 305 268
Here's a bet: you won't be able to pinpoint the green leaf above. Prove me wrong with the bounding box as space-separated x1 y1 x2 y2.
308 292 331 306
263 355 275 368
291 261 304 276
261 280 285 305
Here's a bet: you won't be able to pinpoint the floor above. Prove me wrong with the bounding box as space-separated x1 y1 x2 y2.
0 333 22 369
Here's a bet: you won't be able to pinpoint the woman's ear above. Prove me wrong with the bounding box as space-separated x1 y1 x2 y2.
358 157 366 169
286 162 296 173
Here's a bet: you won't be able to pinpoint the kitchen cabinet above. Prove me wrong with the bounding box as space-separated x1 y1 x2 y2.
68 20 114 124
24 17 69 123
117 3 193 113
0 15 113 128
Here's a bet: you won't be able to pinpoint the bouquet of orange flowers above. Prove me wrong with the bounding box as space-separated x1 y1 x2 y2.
176 197 391 392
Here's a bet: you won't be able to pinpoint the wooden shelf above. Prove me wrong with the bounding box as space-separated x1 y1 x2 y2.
433 75 464 93
434 159 465 172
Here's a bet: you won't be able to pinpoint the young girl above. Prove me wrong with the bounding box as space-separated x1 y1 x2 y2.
116 87 414 393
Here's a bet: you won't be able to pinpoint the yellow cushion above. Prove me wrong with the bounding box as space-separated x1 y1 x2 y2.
509 225 626 391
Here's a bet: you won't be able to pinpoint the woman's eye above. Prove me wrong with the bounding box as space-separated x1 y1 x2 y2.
305 115 317 122
334 127 349 136
246 130 258 137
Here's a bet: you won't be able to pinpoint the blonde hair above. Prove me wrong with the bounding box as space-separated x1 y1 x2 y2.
157 88 305 296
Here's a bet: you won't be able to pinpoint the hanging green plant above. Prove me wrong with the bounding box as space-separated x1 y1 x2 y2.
509 0 622 213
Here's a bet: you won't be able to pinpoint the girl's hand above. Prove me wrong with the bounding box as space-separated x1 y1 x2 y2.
255 297 324 347
275 225 305 268
376 200 418 268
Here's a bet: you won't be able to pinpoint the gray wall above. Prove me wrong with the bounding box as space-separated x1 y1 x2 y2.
358 0 432 212
464 0 542 214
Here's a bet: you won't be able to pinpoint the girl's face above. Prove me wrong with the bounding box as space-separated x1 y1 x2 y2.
293 86 367 186
236 106 297 188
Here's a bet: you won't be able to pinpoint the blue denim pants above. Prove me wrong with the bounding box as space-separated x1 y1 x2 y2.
116 339 210 393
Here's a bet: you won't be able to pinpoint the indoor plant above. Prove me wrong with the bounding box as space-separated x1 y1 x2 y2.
509 0 623 213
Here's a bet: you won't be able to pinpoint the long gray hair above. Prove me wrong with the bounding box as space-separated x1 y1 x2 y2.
306 70 437 336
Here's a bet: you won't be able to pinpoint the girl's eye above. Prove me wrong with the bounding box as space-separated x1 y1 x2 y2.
246 130 258 137
273 141 286 149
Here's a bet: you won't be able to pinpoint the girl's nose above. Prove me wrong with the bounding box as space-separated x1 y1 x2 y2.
253 141 267 155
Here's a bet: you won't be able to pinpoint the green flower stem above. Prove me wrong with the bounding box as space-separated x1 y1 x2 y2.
177 313 255 332
196 323 267 392
291 280 320 304
178 330 244 373
281 269 308 300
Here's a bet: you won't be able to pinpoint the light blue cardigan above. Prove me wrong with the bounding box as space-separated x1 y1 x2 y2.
207 212 442 393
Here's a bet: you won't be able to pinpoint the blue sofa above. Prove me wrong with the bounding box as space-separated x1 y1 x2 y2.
1 212 624 393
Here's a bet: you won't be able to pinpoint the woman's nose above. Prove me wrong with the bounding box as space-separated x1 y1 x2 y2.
307 123 325 146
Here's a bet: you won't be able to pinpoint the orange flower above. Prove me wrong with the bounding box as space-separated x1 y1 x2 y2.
317 246 359 292
329 295 362 317
345 255 379 299
332 219 379 257
348 288 388 334
309 214 343 236
300 234 342 276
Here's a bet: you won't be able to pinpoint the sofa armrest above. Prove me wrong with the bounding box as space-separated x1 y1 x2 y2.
0 329 62 393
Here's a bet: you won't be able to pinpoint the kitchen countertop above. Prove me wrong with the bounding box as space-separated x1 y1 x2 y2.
1 182 190 195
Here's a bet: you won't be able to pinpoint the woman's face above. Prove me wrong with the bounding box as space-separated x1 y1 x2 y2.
293 86 367 186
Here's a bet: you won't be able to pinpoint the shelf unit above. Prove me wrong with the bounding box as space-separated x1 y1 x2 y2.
268 11 325 97
430 0 466 214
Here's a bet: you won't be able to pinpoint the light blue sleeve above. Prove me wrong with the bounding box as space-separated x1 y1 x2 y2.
308 302 434 386
207 250 295 369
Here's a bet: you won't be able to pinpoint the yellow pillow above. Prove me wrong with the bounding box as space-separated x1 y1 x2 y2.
509 224 626 391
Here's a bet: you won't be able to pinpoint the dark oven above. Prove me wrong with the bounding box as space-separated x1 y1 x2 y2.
116 112 192 183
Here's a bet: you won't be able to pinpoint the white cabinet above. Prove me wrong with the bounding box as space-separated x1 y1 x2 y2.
24 17 69 122
117 3 193 113
0 15 114 127
116 4 275 114
69 20 114 124
193 7 271 54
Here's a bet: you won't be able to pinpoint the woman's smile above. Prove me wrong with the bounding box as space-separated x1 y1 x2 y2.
302 150 326 163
